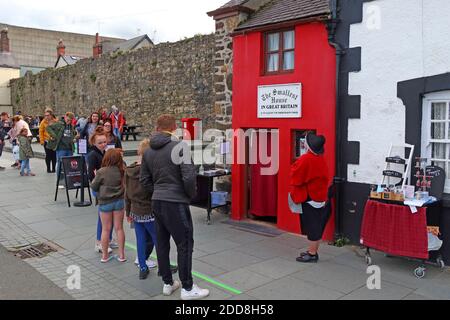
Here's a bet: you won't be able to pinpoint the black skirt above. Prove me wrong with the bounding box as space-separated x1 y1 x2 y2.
300 202 331 241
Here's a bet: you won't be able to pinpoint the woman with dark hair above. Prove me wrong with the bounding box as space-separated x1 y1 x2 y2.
102 119 122 149
91 148 126 263
80 112 100 142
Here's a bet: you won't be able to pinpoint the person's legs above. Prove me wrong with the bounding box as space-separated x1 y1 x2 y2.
96 211 102 242
152 201 173 286
20 160 26 175
158 202 194 291
96 208 113 243
99 212 113 261
135 222 149 270
0 141 4 169
44 143 51 172
50 149 56 172
25 159 32 175
55 150 63 179
308 241 320 255
297 203 323 263
112 209 125 260
145 221 156 259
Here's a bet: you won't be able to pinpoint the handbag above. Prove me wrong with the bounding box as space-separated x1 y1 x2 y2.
288 193 303 214
12 145 20 161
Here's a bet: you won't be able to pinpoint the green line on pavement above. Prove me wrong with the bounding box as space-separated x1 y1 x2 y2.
125 241 242 295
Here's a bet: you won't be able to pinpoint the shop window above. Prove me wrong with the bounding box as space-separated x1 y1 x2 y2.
421 91 450 193
265 30 295 74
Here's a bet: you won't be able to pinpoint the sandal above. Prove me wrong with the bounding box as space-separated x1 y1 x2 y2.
100 255 115 263
117 256 127 263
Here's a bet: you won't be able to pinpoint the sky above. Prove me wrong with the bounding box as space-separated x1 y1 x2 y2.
0 0 227 43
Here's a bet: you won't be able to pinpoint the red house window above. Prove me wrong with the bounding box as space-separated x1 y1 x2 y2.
265 30 295 74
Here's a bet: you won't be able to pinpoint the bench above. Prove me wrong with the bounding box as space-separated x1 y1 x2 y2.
121 125 143 141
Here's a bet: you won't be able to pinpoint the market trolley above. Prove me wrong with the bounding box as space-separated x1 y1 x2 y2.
361 198 445 279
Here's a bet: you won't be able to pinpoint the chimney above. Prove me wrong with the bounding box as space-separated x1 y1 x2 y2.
93 32 102 58
0 28 10 53
57 39 66 57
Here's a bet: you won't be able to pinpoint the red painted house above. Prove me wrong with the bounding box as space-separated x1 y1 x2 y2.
212 0 337 239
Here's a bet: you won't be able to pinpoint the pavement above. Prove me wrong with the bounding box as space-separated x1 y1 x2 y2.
1 151 450 300
0 243 72 300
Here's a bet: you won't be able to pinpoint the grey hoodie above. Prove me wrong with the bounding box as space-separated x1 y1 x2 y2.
140 132 197 204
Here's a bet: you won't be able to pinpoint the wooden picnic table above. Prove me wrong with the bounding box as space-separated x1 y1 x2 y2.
122 125 143 141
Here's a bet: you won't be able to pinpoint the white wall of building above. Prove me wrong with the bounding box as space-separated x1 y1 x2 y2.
0 67 20 114
347 0 450 184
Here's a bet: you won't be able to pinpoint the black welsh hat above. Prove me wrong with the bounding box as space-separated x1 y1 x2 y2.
305 132 325 155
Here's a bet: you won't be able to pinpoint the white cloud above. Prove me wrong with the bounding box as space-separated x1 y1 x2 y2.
0 0 225 43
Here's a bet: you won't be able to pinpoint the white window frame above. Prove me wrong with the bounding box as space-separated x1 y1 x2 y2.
421 90 450 193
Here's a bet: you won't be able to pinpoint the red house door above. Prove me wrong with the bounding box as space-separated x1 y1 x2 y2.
248 130 278 217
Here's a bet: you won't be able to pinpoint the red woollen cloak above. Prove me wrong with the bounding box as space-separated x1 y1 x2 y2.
289 151 329 203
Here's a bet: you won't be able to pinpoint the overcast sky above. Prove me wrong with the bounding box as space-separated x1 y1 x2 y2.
0 0 226 43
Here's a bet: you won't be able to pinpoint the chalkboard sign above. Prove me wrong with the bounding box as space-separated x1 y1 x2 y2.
55 156 91 207
426 166 445 199
383 170 403 179
61 156 89 190
411 165 445 200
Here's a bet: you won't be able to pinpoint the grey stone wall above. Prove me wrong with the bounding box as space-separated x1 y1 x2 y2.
213 16 240 129
10 34 216 133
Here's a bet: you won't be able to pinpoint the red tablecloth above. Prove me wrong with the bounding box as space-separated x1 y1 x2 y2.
360 200 428 259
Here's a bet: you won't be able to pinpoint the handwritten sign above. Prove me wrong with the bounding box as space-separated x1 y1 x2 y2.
257 83 302 118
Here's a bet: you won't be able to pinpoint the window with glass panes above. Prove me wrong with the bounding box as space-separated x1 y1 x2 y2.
265 30 295 74
421 91 450 192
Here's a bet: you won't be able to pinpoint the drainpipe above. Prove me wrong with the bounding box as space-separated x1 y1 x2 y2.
327 0 346 240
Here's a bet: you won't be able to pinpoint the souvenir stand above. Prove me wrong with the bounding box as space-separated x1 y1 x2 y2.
360 144 446 278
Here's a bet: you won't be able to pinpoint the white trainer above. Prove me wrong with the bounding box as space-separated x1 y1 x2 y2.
110 241 119 249
181 284 210 300
134 257 157 269
163 280 181 296
95 243 112 254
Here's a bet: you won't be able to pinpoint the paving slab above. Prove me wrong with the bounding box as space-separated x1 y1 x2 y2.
121 272 164 297
197 250 263 272
339 280 414 300
247 276 344 300
244 257 313 280
290 261 370 294
215 267 275 291
192 259 229 277
196 239 242 254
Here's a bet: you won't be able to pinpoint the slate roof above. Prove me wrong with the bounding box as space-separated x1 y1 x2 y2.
102 35 153 53
54 55 83 68
0 52 19 68
219 0 249 9
235 0 331 31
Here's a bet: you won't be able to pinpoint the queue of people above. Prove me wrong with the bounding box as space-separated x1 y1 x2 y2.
0 106 332 301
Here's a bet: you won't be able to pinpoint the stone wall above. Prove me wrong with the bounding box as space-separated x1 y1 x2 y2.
10 34 216 133
213 16 240 129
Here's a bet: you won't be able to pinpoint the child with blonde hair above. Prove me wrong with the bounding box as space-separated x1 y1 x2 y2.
18 128 35 176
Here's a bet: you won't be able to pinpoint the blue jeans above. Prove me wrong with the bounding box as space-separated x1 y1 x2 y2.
113 128 121 141
20 159 30 174
134 221 157 271
56 149 73 179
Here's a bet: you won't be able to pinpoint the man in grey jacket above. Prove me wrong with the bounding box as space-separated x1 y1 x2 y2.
140 114 209 300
